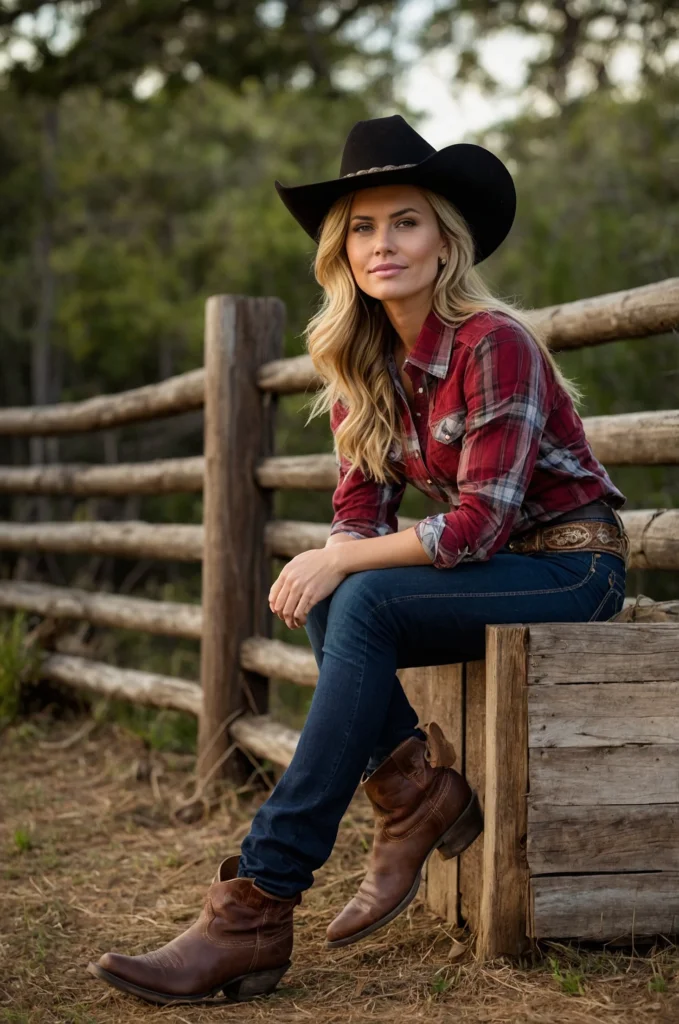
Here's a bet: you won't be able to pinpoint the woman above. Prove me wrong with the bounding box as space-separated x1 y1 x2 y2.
88 115 629 1006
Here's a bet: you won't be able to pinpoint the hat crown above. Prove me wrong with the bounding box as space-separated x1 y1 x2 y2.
339 114 436 178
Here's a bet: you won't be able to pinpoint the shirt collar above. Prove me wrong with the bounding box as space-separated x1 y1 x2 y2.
399 308 456 380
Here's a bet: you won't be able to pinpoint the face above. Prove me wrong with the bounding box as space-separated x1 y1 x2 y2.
344 184 448 303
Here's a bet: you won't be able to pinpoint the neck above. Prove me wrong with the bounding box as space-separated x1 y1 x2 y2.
382 292 433 356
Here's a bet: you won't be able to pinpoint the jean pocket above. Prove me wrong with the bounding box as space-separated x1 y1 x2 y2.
588 566 626 622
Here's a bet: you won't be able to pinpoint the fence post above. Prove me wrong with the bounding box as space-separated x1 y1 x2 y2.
477 624 530 959
198 295 285 784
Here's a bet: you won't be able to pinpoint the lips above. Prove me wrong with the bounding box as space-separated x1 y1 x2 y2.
370 264 406 272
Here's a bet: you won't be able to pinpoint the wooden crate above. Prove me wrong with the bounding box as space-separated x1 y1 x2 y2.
399 622 679 956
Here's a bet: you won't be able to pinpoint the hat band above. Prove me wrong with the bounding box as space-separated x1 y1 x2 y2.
341 162 418 178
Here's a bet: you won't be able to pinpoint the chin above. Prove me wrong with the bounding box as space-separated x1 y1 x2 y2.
363 281 417 300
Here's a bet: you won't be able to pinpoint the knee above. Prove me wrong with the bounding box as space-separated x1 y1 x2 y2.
328 570 392 621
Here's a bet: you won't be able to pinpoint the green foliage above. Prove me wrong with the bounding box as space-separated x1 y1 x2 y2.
0 614 41 729
12 828 32 854
548 955 585 996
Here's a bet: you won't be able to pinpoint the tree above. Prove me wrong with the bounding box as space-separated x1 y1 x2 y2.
418 1 679 111
0 0 403 100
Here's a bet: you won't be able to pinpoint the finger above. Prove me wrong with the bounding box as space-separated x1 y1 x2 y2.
282 588 303 629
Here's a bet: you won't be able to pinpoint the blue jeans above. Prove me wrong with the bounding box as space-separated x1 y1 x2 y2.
238 533 627 898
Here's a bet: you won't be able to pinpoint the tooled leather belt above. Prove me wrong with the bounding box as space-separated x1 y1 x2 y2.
507 500 630 567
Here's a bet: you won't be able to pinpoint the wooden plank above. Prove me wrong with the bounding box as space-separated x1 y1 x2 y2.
399 663 464 926
198 295 284 785
528 622 679 683
477 625 530 959
530 872 679 940
528 803 679 873
0 580 202 639
528 682 679 747
529 746 679 805
459 658 486 932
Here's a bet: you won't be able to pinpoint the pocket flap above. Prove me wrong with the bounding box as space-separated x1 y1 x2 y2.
430 409 466 444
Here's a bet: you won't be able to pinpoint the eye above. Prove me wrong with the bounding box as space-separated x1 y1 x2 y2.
352 219 417 233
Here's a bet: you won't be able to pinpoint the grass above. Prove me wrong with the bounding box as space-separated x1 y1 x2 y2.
1 708 677 1024
0 613 41 728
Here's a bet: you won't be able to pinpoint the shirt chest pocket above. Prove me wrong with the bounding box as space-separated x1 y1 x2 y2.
429 408 467 446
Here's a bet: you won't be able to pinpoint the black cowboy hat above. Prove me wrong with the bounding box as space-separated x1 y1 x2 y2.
274 114 516 264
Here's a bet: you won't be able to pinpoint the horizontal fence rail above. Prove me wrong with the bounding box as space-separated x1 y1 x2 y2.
0 508 677 570
0 521 203 560
0 457 205 496
0 279 676 437
0 408 678 499
41 653 202 716
0 581 202 639
0 368 205 436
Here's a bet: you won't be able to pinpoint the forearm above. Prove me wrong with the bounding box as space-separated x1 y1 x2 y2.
327 526 432 573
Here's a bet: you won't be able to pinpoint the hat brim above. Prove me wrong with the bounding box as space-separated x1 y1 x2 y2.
274 142 516 264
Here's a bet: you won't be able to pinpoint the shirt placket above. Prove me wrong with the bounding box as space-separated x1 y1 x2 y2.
396 359 440 498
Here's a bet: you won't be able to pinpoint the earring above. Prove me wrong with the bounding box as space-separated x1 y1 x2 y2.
439 256 447 266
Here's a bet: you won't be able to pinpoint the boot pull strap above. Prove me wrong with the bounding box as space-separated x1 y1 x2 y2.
422 720 457 768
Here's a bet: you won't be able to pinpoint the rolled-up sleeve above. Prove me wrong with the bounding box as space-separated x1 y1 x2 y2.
413 326 550 569
330 400 406 540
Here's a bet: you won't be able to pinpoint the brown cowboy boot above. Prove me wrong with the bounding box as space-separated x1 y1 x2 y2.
87 855 301 1006
326 733 482 948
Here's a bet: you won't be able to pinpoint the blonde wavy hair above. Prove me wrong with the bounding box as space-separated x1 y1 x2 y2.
303 186 584 486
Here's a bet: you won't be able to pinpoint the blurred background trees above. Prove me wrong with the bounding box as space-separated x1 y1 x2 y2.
0 1 677 729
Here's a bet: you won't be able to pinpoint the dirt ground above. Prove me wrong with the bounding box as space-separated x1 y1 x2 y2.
1 711 677 1024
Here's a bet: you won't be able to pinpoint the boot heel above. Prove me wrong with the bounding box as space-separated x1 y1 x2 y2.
436 789 484 861
223 962 291 1002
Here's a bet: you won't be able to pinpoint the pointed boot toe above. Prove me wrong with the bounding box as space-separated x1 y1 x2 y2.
87 861 301 1006
326 735 483 949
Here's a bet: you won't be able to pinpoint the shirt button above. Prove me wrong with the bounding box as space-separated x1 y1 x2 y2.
426 478 432 484
416 411 421 417
417 387 423 393
443 431 450 439
415 452 420 459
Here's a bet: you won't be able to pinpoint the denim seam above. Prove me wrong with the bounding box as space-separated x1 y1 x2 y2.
369 553 599 606
316 617 369 803
588 582 622 622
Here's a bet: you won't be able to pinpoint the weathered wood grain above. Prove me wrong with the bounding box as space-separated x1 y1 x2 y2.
529 872 679 940
528 622 679 683
477 625 530 959
527 803 679 873
0 580 202 639
529 746 679 805
240 636 318 687
459 659 486 932
528 682 679 747
41 653 201 716
0 457 205 495
0 521 203 560
198 295 284 784
229 714 300 767
399 663 464 926
0 368 205 436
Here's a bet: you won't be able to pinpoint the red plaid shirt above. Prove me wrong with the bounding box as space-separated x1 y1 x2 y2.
330 309 627 569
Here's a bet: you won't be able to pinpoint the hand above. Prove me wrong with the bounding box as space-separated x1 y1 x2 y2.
269 547 348 629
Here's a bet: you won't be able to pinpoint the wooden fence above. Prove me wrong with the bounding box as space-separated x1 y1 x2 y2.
0 280 678 790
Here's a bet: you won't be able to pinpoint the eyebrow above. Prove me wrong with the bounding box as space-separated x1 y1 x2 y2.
350 207 420 222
